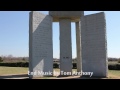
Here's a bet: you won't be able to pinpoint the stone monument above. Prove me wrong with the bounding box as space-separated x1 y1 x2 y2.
29 11 108 78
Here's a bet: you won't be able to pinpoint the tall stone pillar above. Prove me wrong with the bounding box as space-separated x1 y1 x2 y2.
76 22 82 72
81 12 108 77
59 19 72 76
29 11 53 78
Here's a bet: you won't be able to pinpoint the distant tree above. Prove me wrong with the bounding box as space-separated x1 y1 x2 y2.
7 54 13 60
108 58 118 61
118 58 120 63
22 58 25 61
0 57 3 62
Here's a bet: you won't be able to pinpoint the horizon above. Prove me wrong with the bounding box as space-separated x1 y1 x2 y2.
0 11 120 58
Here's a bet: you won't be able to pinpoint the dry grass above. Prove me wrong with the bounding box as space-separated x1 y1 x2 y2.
108 70 120 79
0 67 120 79
0 66 28 75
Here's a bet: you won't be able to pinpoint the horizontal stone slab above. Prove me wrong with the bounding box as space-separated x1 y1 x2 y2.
49 11 84 22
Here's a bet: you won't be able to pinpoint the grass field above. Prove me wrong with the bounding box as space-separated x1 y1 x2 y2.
0 66 28 75
108 70 120 79
0 66 120 79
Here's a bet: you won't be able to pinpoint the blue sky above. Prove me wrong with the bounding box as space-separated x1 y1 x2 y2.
0 11 120 58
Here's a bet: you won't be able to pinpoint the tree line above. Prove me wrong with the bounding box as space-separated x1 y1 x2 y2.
0 55 120 63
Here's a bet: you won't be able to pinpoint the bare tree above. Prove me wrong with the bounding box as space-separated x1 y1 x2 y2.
7 54 13 60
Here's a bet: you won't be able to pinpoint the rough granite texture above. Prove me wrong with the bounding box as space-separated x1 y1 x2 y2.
81 12 108 77
29 11 53 78
29 11 108 78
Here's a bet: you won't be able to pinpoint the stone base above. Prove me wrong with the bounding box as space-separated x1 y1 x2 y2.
80 75 108 79
29 75 53 79
57 75 72 77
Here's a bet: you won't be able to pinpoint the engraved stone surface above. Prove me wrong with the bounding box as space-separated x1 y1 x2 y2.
81 12 108 77
59 19 72 75
29 11 53 78
29 11 108 78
